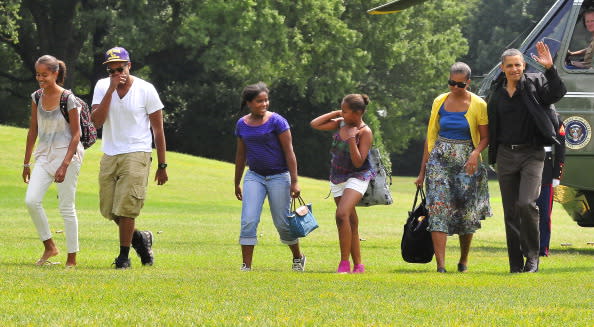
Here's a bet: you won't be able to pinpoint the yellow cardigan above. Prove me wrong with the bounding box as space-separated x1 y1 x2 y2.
426 92 488 153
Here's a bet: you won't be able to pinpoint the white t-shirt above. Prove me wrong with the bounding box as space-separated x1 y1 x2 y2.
92 76 163 156
31 91 83 175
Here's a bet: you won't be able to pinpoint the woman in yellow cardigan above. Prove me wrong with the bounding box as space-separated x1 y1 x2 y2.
414 62 492 273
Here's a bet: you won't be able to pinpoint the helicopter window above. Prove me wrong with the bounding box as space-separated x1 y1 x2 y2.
565 5 594 71
524 0 574 73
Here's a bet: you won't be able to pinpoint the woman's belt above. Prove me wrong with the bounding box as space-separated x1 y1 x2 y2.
437 136 472 144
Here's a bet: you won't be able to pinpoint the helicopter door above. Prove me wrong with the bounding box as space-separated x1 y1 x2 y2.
555 1 594 192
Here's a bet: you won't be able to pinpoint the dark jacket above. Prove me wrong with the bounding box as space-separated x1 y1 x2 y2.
487 66 567 165
542 116 566 183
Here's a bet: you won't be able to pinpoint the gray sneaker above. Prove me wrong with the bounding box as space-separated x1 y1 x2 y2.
112 257 131 269
132 230 154 266
292 255 306 272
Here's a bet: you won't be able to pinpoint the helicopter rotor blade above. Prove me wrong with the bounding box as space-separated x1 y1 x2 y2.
367 0 429 15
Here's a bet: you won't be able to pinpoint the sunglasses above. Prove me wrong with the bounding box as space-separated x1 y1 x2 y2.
447 80 468 88
106 66 126 74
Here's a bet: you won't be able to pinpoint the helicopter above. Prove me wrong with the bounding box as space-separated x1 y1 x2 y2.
369 0 594 227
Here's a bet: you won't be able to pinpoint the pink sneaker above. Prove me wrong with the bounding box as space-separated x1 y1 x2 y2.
352 264 365 274
337 260 351 273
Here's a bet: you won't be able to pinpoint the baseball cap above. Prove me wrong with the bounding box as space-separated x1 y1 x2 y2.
103 47 130 64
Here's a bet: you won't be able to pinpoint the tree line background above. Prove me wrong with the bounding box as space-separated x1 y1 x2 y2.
0 0 555 178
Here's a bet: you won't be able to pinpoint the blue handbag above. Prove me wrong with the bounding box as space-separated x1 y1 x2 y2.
288 196 319 238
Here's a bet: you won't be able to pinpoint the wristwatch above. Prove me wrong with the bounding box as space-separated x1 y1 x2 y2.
158 163 168 169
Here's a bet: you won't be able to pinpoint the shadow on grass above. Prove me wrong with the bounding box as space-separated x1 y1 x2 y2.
539 265 594 273
0 259 169 271
390 264 594 275
549 248 594 256
388 268 441 274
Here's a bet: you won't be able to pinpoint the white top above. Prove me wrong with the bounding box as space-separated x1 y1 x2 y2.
92 76 163 156
31 91 83 175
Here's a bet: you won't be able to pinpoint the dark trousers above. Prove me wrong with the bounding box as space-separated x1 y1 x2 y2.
536 184 553 256
496 145 545 271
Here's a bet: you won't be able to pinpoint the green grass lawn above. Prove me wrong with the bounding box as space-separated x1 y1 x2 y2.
1 124 593 326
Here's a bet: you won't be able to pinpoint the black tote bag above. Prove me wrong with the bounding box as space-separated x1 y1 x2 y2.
401 186 434 263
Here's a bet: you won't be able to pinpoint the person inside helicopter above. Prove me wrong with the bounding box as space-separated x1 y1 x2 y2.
567 7 594 69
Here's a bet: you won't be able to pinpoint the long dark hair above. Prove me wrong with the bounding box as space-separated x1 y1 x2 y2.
240 82 269 111
35 55 67 86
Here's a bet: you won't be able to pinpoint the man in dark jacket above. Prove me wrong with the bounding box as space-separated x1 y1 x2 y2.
487 41 567 273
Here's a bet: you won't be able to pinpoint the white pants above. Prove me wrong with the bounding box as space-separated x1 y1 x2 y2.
25 161 81 253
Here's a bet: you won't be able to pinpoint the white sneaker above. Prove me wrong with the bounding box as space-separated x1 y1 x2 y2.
240 263 251 272
292 255 306 272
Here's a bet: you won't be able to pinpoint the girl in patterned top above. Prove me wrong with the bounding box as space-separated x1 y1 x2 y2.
310 94 375 273
23 55 83 268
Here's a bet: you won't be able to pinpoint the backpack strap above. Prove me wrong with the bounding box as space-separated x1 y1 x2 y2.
35 89 74 123
59 89 73 123
33 89 43 105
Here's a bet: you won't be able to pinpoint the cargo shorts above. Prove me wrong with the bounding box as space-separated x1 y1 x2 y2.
99 152 151 220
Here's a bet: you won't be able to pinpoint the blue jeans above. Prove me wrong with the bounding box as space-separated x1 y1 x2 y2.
239 170 297 245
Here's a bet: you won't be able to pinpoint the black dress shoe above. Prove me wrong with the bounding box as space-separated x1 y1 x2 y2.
523 257 539 273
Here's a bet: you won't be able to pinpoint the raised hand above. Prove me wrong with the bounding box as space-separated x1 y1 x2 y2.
531 41 554 70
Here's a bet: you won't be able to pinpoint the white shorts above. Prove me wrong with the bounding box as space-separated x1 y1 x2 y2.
330 178 370 198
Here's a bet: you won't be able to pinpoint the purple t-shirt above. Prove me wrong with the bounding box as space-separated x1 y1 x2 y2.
235 112 290 176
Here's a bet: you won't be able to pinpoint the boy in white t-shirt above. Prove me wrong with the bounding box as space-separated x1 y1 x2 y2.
91 46 168 269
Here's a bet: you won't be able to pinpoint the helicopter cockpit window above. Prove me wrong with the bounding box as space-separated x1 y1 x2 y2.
523 0 573 73
476 1 574 96
566 6 594 71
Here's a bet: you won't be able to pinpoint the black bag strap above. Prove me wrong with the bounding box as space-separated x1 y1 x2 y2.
411 186 426 212
33 89 43 104
291 196 307 211
59 89 72 123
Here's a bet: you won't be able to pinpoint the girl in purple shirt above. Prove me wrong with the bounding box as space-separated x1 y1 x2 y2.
234 82 306 272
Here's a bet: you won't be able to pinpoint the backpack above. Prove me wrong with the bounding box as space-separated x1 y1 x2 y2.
34 89 97 149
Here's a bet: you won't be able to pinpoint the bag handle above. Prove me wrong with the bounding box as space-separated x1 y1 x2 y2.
411 186 426 212
291 196 307 211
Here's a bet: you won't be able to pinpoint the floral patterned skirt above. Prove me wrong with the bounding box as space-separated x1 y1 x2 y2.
425 137 492 235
